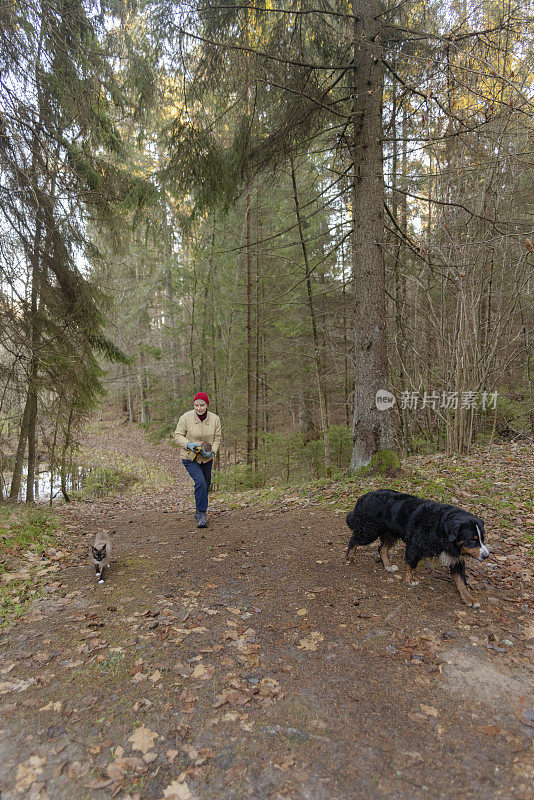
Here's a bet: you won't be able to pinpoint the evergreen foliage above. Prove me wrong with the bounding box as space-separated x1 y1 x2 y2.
0 0 154 500
1 0 532 498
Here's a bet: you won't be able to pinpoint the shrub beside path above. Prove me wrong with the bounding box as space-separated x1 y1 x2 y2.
0 421 532 800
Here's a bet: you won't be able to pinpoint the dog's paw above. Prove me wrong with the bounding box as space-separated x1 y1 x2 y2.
98 579 104 585
407 580 419 587
385 565 398 573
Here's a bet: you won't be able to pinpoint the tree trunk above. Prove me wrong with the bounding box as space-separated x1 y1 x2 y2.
199 218 216 390
26 209 43 504
11 206 43 503
298 387 313 439
165 257 181 409
160 150 181 412
60 404 75 502
290 155 330 472
340 218 352 428
120 364 128 414
246 191 254 466
9 394 31 502
187 240 197 384
261 330 268 435
349 1 395 470
253 189 261 471
25 383 38 503
391 76 408 449
138 359 150 424
127 367 135 423
49 398 62 506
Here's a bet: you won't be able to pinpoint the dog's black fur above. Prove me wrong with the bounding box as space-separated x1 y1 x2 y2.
345 489 489 605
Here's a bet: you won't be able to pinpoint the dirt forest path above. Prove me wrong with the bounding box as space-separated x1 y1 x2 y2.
0 428 533 800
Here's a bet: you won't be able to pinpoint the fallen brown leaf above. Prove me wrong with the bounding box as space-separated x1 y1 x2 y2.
420 704 439 717
14 755 47 793
39 701 62 713
297 632 324 651
128 725 159 754
160 779 191 799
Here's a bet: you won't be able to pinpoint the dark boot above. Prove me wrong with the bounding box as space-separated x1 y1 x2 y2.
194 512 200 521
197 512 207 528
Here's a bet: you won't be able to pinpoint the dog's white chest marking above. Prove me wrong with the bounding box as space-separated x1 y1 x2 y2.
438 551 458 566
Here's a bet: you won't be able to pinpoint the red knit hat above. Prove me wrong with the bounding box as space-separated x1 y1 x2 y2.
193 392 209 405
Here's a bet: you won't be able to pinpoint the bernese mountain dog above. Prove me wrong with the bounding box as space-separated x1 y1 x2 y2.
345 489 490 606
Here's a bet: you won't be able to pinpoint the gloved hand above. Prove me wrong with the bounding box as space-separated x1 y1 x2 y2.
200 447 215 459
187 442 202 453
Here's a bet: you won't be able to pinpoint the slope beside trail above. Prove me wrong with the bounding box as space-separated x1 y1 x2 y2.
0 422 532 800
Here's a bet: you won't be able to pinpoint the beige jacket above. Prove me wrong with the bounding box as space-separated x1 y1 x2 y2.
174 410 221 463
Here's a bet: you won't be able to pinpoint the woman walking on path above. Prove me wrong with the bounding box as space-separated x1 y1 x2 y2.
174 393 221 528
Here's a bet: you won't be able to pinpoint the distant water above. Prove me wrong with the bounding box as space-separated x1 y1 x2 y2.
1 466 89 503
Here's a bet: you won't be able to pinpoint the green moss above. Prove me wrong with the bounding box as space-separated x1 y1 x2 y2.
358 449 401 477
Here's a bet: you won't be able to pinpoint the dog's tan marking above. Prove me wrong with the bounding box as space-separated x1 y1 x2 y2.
379 543 398 572
461 545 482 559
404 564 419 586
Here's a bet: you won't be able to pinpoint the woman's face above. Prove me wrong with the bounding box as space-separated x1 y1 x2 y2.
194 400 208 415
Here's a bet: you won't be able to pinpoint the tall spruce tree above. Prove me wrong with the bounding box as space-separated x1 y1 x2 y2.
0 0 149 500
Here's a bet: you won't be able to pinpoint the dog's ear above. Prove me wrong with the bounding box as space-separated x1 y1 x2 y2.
445 516 462 546
448 528 459 543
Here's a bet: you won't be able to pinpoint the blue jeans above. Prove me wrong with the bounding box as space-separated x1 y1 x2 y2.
182 459 212 513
